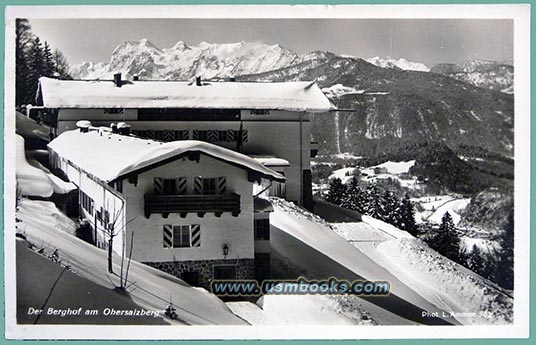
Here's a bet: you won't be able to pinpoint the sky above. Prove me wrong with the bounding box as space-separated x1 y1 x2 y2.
29 18 513 68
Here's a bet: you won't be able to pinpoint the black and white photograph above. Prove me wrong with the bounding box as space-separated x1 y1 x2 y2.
3 4 531 340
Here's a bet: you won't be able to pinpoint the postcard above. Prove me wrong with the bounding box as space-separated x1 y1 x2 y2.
3 4 531 340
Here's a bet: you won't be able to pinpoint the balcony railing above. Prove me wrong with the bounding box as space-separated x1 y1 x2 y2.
144 193 241 218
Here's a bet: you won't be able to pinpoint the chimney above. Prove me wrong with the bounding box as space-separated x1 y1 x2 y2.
133 75 139 81
110 123 118 134
117 122 131 136
113 73 122 87
76 120 92 133
195 76 202 86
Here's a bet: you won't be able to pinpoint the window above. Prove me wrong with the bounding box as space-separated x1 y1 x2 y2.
254 219 270 240
203 178 217 195
194 177 226 195
111 180 123 193
250 109 270 115
214 265 237 280
80 190 94 216
154 177 187 195
138 108 240 121
116 181 123 193
163 224 201 248
192 129 247 143
132 129 189 141
104 108 125 114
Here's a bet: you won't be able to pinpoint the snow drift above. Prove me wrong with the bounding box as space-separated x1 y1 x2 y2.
16 198 246 325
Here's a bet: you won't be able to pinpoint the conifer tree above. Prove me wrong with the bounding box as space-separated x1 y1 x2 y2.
381 190 399 224
341 177 360 210
27 36 44 104
326 178 346 205
15 19 72 106
399 194 418 236
366 185 383 219
494 211 514 290
430 211 461 261
467 244 485 275
16 18 32 107
43 41 55 77
53 49 72 79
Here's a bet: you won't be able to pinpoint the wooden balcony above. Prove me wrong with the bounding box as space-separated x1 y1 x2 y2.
144 193 241 218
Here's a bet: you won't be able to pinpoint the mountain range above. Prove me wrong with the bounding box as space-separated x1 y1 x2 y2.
430 60 514 94
69 39 514 158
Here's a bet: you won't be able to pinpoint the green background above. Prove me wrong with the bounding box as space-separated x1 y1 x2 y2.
0 0 533 343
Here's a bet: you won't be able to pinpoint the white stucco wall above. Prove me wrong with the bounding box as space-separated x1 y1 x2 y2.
123 154 255 263
56 154 126 255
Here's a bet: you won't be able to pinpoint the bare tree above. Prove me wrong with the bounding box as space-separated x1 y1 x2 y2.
100 199 137 290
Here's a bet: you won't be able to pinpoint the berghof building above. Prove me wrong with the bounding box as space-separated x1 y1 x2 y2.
34 75 335 210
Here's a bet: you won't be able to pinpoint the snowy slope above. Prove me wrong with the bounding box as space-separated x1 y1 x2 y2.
331 219 512 325
16 240 168 325
366 57 430 72
270 198 512 325
269 197 455 325
227 295 363 325
329 160 417 187
16 198 246 325
412 195 471 225
321 84 364 99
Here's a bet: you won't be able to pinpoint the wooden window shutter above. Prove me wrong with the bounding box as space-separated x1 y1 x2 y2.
216 177 226 195
194 177 203 195
191 224 201 247
176 177 187 195
154 177 164 195
163 224 173 248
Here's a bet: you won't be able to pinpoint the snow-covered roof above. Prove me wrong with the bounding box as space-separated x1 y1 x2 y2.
38 77 335 112
250 155 290 167
48 129 286 183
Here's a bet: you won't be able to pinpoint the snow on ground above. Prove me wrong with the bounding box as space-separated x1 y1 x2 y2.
373 239 512 324
412 195 471 225
17 239 168 325
329 160 418 188
269 197 454 325
333 152 363 160
27 154 76 194
227 294 364 325
16 135 75 196
16 198 246 325
328 167 357 183
360 216 415 239
332 222 392 242
270 198 512 325
371 160 415 175
16 135 54 197
16 110 50 142
366 56 430 72
461 236 500 253
329 216 513 325
321 84 364 99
